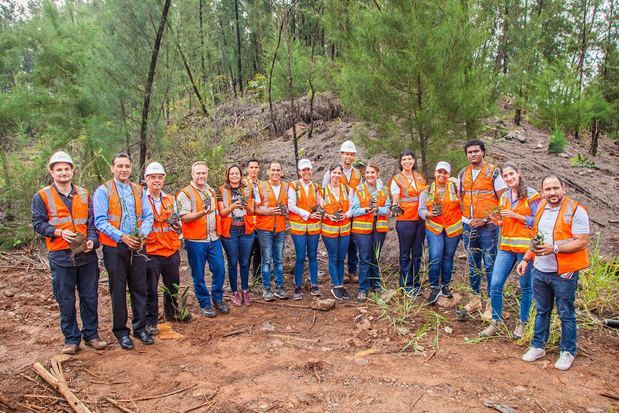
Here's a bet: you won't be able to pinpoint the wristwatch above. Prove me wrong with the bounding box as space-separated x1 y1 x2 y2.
553 245 560 254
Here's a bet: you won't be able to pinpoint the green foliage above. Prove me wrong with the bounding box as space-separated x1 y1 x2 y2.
569 153 598 169
547 129 568 154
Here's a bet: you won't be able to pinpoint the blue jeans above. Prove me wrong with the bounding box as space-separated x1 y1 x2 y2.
347 236 359 275
291 233 320 288
221 227 255 292
354 231 386 292
426 230 461 289
489 249 533 322
322 234 350 286
185 239 226 308
531 268 579 355
396 220 425 291
462 223 499 295
50 259 100 345
256 229 285 290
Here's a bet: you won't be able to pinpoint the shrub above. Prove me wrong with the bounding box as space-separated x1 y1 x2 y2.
548 129 568 154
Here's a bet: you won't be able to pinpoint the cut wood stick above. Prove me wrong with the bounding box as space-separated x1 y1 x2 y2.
104 397 136 413
50 357 66 384
117 383 196 402
221 325 254 337
267 334 319 343
22 394 64 401
308 311 317 332
32 362 91 413
253 300 314 309
600 391 619 401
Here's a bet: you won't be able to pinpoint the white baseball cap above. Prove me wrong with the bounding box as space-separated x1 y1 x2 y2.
48 151 74 169
435 161 451 173
340 140 357 153
298 158 313 170
144 162 166 177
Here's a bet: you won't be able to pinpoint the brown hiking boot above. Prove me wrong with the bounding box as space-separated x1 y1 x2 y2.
61 344 78 355
85 339 108 350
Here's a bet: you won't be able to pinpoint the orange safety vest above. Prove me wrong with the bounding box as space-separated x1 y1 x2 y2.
424 181 463 237
460 163 500 219
98 180 143 247
351 182 388 234
497 187 540 252
392 172 427 221
340 167 362 190
321 183 351 237
255 181 288 233
180 184 222 240
219 184 255 237
145 194 181 257
38 184 89 252
532 197 590 274
288 180 322 236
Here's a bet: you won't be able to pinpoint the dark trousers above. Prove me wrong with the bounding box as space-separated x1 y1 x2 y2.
146 250 181 325
354 230 386 293
396 219 426 290
102 244 148 339
50 259 100 345
250 235 262 281
347 236 359 275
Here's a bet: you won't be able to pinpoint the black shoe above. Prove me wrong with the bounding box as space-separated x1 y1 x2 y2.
428 287 441 305
214 301 230 315
118 336 134 350
441 284 452 298
310 286 321 296
331 287 344 300
145 324 159 335
132 331 154 345
340 287 351 300
293 287 303 301
200 307 216 318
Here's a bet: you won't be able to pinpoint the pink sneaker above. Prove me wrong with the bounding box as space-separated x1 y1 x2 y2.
231 291 243 307
242 291 252 306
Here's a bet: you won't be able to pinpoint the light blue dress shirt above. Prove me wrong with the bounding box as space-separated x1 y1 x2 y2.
350 182 391 217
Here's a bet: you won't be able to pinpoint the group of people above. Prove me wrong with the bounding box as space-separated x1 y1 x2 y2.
32 138 590 371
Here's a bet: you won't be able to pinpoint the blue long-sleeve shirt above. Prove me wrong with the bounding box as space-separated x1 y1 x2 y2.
505 189 540 227
350 182 391 218
31 183 99 267
93 178 154 243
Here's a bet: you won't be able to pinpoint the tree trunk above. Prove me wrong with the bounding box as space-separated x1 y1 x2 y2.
286 8 300 176
199 0 207 85
589 118 599 156
234 0 244 96
119 99 132 157
268 8 288 135
138 0 172 174
175 38 209 116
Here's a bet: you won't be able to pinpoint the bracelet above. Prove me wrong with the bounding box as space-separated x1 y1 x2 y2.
522 258 529 263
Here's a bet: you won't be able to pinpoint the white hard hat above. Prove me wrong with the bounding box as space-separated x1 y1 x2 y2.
297 158 313 170
144 162 166 177
435 161 451 174
48 151 74 169
340 140 357 153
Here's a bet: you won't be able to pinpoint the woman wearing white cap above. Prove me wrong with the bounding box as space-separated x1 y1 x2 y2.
419 161 463 305
288 159 324 300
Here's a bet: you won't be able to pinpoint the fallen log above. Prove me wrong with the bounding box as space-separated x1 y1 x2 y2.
32 362 91 413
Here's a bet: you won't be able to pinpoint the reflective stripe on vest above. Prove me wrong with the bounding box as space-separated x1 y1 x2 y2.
321 183 350 237
145 194 181 257
289 180 321 235
393 172 426 221
351 183 388 234
39 185 89 251
460 163 499 219
98 180 143 247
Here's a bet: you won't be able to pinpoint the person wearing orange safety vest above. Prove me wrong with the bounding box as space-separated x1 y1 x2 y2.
457 139 507 316
321 164 353 300
350 163 390 302
323 140 362 284
177 161 228 318
517 175 590 371
245 159 262 280
143 162 187 335
288 159 324 300
419 161 463 306
255 162 289 302
218 165 256 307
477 162 540 339
94 153 154 350
32 151 107 355
390 149 427 297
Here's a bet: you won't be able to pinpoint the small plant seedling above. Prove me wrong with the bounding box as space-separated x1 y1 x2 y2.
69 233 87 256
277 203 288 215
311 205 325 218
390 204 404 217
530 233 545 251
432 199 443 216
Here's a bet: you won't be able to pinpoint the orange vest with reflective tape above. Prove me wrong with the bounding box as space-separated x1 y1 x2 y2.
533 197 590 274
351 182 388 234
180 185 222 240
498 187 540 252
255 181 288 232
424 182 463 237
38 185 89 252
288 180 321 236
98 180 143 247
219 184 255 237
392 172 426 221
145 194 181 257
341 167 362 190
460 163 500 219
322 183 350 237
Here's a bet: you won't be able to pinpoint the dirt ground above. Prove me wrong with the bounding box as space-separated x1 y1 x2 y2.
0 248 617 413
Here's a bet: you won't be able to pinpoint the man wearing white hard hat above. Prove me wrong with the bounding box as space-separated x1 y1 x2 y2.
322 140 362 284
144 162 188 333
418 161 463 305
32 151 107 354
288 159 324 300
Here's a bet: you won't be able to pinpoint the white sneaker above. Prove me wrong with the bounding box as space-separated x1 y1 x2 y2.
554 351 575 371
522 347 545 362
